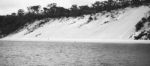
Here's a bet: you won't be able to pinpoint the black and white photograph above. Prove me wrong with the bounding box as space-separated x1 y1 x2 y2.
0 0 150 66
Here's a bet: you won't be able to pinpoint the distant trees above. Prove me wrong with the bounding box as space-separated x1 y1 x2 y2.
47 3 57 8
131 0 142 6
28 5 41 14
42 3 70 18
79 5 92 14
70 4 80 16
107 0 114 11
46 3 57 17
11 13 17 16
17 9 25 16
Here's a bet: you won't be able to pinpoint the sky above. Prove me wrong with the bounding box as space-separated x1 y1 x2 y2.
0 0 106 15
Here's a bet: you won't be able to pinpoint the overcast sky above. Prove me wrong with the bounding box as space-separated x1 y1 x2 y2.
0 0 106 15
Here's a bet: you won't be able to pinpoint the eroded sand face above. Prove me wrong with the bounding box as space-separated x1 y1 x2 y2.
0 41 150 66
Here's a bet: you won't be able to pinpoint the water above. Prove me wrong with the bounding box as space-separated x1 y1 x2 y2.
0 41 150 66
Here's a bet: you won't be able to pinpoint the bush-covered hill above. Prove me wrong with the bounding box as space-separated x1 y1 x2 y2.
0 0 150 39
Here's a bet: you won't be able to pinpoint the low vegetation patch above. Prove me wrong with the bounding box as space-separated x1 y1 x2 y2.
134 13 150 40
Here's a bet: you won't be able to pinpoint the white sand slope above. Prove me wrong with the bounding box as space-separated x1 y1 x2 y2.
2 6 150 41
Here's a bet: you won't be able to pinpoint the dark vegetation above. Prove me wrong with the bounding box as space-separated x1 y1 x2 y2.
134 14 150 40
134 30 150 40
0 0 150 38
135 18 147 31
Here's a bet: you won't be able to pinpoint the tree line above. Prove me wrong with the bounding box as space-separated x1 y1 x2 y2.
0 0 150 38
